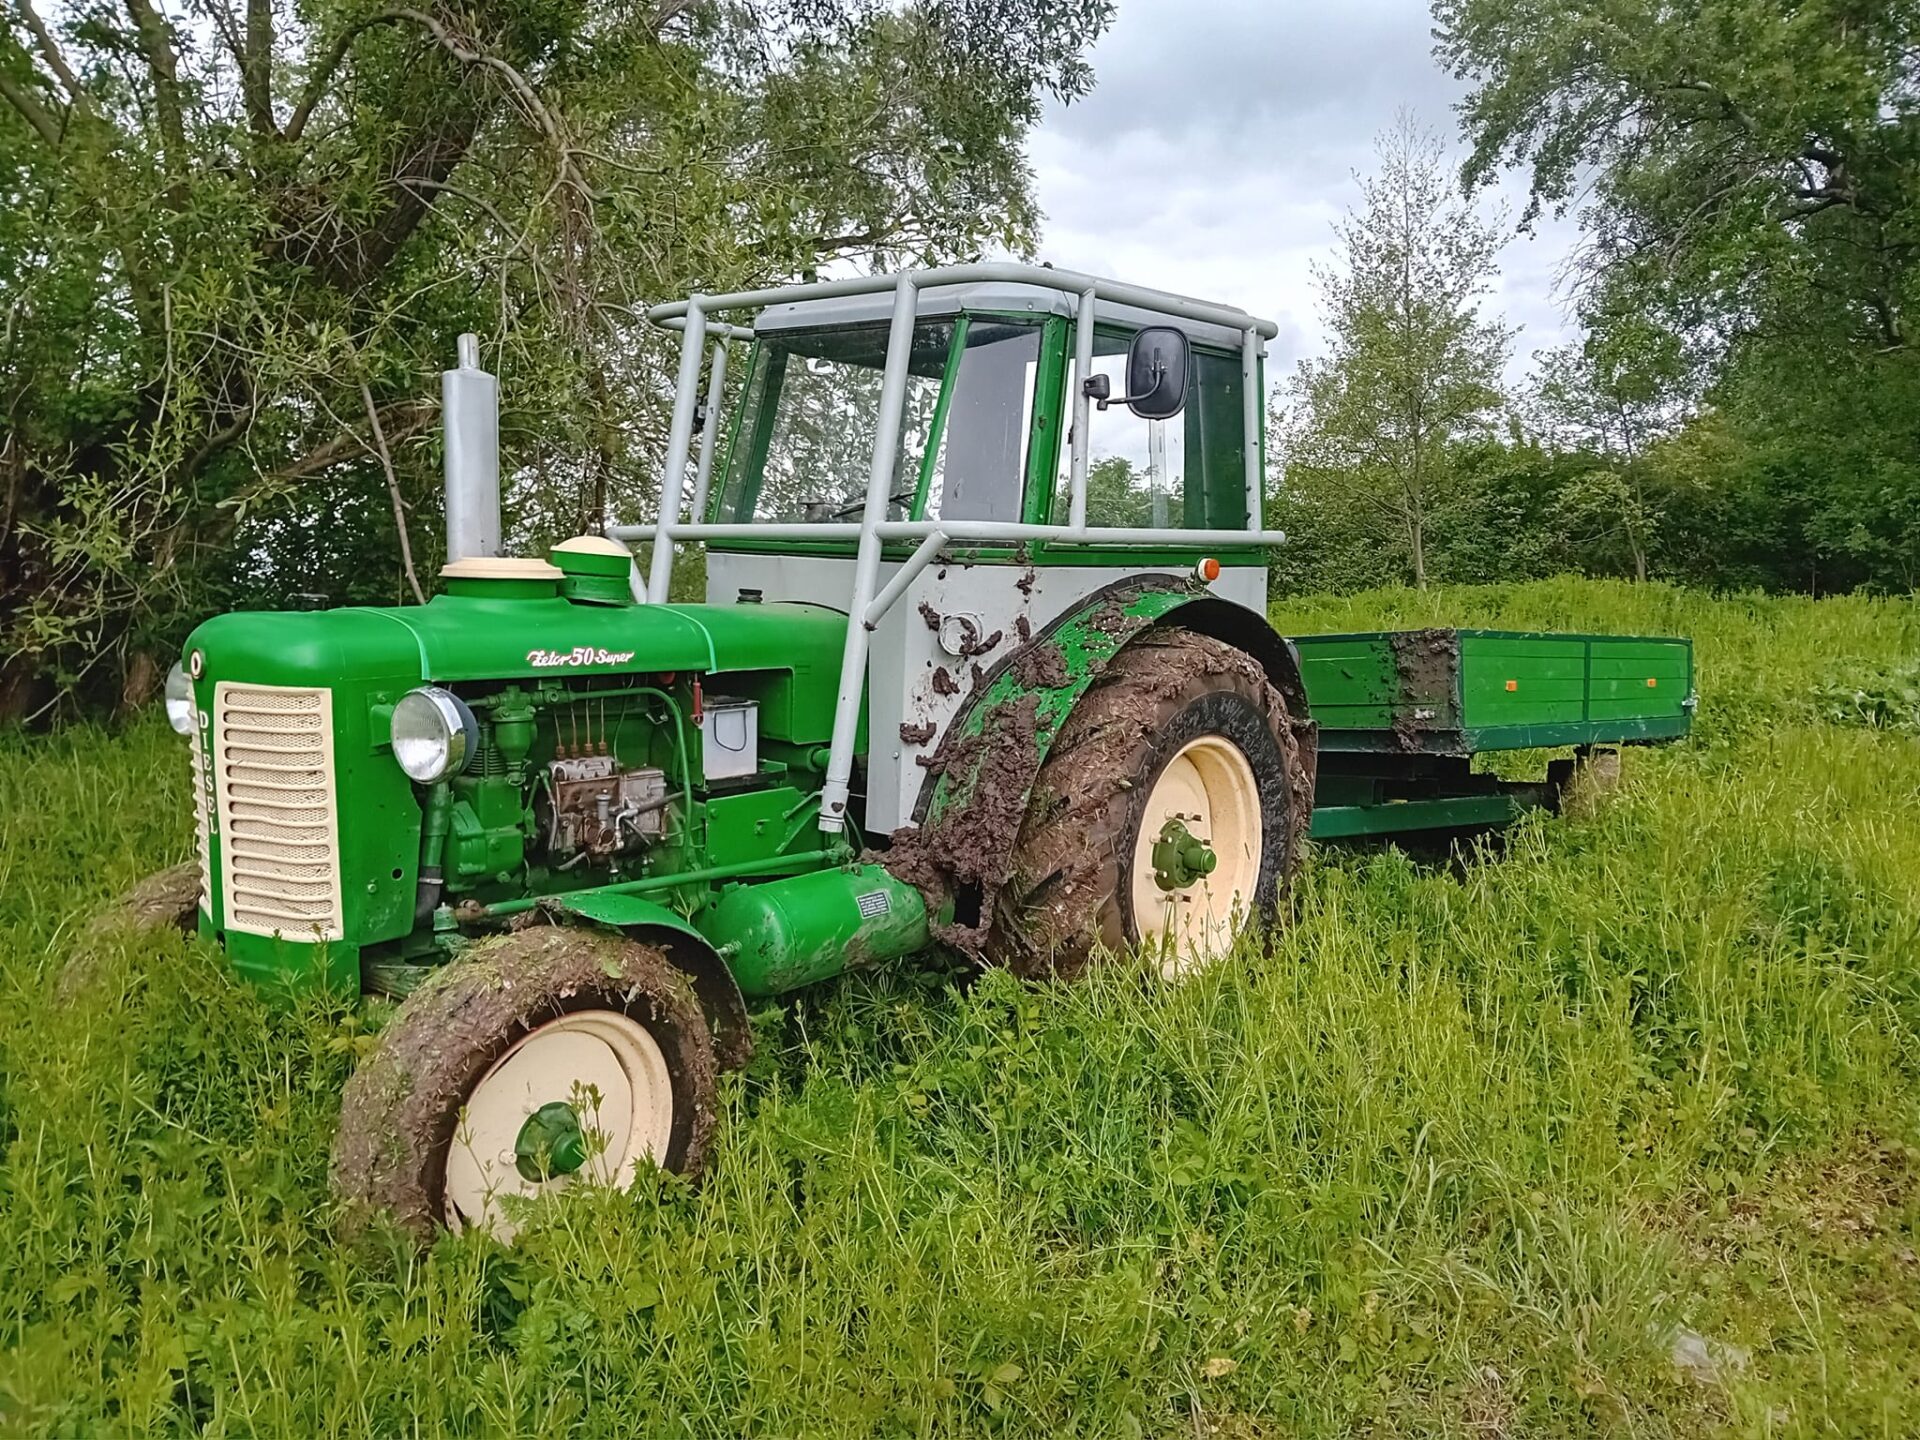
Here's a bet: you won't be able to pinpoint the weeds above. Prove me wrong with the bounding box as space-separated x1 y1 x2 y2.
2 580 1917 1435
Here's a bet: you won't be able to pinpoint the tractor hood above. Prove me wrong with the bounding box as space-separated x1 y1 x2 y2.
184 592 849 688
172 557 853 993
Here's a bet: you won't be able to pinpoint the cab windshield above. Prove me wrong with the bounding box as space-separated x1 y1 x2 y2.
711 317 1044 526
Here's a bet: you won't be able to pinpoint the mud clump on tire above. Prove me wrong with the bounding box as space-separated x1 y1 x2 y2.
881 693 1041 952
1012 642 1069 690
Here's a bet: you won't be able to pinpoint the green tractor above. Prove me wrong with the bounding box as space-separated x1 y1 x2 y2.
146 265 1693 1239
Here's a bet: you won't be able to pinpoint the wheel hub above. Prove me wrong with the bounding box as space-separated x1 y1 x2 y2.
514 1099 591 1181
1128 733 1264 977
1151 818 1218 890
443 1009 674 1237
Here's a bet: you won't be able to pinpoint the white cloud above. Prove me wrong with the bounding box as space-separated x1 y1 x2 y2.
1022 0 1583 388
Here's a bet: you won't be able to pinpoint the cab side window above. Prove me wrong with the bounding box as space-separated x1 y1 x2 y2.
713 324 951 524
919 320 1044 524
1051 330 1248 529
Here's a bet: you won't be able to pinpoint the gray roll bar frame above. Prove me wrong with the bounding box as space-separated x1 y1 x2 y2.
610 262 1287 835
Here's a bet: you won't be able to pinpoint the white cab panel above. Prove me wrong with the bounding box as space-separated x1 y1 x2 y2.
707 550 1265 834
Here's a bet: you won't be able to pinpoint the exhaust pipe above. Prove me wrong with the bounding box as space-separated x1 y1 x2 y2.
442 333 500 564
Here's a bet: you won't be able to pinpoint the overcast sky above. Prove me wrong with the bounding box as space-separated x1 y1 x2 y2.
1023 0 1582 388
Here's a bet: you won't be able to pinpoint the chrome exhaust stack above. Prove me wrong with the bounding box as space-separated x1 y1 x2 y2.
442 333 500 564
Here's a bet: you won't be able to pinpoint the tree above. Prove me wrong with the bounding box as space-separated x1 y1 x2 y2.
0 0 1113 718
1436 0 1920 592
1528 313 1693 581
1275 113 1512 589
1428 428 1572 585
1081 455 1158 528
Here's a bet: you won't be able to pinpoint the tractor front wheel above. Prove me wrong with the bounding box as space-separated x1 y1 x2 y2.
330 925 718 1241
990 628 1310 980
60 861 204 999
89 860 201 936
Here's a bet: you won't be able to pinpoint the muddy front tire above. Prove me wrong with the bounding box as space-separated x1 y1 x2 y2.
988 628 1310 980
61 861 204 998
330 925 718 1242
89 860 201 936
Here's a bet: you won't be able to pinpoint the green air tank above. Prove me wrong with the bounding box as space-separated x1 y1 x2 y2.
701 864 929 997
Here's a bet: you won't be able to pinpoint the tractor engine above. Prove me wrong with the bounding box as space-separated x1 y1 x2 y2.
543 754 668 863
422 679 688 910
523 694 670 867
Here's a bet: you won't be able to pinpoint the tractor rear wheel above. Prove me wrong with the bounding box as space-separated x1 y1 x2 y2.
989 628 1309 980
331 925 718 1242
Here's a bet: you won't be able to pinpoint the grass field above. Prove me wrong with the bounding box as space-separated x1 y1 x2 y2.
2 577 1917 1437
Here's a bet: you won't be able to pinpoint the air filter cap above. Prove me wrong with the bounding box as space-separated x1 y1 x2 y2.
550 536 635 606
440 556 563 599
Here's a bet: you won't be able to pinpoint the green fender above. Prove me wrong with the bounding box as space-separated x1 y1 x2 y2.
900 576 1314 929
544 891 754 1070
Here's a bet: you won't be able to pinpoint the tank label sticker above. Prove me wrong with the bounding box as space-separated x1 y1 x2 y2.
856 890 893 919
527 646 637 669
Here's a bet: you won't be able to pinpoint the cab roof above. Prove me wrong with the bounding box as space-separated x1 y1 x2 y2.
753 280 1268 354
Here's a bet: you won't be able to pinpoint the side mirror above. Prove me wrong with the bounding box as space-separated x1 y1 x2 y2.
1124 326 1189 420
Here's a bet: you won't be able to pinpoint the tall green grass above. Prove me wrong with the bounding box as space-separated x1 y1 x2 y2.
2 580 1917 1436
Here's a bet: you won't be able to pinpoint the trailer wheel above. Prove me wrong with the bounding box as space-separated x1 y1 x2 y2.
990 628 1308 980
331 925 717 1242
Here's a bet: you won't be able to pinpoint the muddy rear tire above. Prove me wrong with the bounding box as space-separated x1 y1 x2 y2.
987 628 1310 980
330 925 718 1242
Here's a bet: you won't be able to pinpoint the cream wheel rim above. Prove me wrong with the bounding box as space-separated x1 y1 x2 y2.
443 1010 673 1238
1129 734 1264 979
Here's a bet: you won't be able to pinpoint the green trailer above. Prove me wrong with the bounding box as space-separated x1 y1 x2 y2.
1294 628 1695 838
119 263 1691 1241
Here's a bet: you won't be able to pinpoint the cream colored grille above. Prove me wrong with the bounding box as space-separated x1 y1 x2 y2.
212 683 342 940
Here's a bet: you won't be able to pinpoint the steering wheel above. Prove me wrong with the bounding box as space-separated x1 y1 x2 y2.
832 489 915 519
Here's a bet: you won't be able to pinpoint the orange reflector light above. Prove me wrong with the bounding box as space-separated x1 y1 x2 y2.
1647 677 1658 687
1505 679 1518 691
1195 557 1222 583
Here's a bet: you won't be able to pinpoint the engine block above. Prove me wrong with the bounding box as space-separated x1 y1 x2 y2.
544 755 668 859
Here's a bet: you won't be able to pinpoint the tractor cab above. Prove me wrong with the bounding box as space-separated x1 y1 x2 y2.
707 282 1258 543
615 267 1287 836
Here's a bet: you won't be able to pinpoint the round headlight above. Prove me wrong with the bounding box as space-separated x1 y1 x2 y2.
165 662 195 736
391 686 477 783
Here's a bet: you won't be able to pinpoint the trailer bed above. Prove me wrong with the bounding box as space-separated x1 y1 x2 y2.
1289 628 1694 840
1291 628 1694 754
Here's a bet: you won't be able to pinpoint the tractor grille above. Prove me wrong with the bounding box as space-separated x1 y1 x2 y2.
211 683 343 940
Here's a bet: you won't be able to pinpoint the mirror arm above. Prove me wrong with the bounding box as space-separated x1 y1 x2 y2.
1085 364 1167 412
